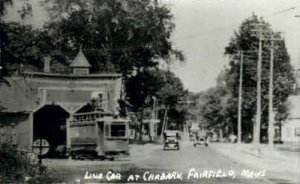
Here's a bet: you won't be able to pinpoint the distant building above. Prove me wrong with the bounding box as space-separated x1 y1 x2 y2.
295 69 300 95
0 49 123 155
282 69 300 143
282 96 300 142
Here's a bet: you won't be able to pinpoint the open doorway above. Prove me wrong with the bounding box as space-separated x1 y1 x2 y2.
33 105 70 157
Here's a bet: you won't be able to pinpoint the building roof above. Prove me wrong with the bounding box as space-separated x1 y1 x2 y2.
70 49 91 68
288 95 300 119
0 77 40 112
22 72 121 79
0 72 122 113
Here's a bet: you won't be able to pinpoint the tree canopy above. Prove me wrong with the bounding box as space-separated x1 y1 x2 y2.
126 69 187 118
41 0 184 76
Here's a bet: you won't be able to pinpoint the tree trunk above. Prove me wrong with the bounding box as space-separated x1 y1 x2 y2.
138 109 144 143
160 107 168 140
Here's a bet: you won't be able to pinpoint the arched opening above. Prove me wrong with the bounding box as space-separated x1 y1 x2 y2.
33 105 70 157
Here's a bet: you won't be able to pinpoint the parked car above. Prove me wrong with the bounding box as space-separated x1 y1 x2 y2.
163 130 180 150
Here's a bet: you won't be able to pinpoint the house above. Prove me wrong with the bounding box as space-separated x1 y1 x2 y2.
282 95 300 143
0 49 123 156
281 69 300 143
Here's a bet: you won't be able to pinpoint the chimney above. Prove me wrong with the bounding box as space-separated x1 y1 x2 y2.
43 57 51 73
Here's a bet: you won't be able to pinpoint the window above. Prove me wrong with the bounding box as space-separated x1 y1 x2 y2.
295 127 300 137
110 124 126 137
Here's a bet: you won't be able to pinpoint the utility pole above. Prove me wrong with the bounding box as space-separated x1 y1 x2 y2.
252 22 282 146
268 33 282 148
268 36 275 148
237 51 244 144
0 27 3 78
252 24 263 144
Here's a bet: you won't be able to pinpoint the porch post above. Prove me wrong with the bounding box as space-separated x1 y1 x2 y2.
29 112 34 151
66 118 71 160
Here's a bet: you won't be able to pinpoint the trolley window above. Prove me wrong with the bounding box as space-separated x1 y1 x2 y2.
110 124 126 137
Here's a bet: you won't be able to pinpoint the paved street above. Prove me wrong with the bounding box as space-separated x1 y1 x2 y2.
45 140 296 184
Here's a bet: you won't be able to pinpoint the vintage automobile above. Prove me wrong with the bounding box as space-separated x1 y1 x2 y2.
163 130 180 150
193 129 209 147
194 137 208 147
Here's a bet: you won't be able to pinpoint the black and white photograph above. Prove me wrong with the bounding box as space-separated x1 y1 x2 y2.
0 0 299 183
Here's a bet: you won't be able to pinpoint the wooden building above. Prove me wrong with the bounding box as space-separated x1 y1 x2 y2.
0 49 123 156
281 69 300 143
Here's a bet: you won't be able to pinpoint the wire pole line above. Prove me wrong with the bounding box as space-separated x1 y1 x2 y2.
237 50 244 144
268 33 282 148
235 51 257 144
250 23 264 145
251 22 283 146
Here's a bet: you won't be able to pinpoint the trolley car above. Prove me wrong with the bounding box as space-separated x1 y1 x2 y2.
68 111 129 160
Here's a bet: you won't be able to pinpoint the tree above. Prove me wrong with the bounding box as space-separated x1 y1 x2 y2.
155 70 187 131
42 0 184 76
0 0 12 16
1 0 34 81
186 72 231 138
126 69 187 141
224 15 295 143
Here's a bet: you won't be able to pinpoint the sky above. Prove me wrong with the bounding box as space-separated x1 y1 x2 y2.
167 0 300 92
5 0 300 93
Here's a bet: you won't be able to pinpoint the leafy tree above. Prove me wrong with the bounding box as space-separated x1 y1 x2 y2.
0 0 12 16
224 15 295 142
126 69 187 141
200 87 228 127
186 74 231 138
42 0 184 76
155 70 187 130
1 0 34 81
1 23 53 76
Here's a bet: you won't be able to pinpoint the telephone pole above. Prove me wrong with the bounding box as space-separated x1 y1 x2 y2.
237 51 244 144
268 33 282 148
268 36 275 148
251 22 282 145
251 24 263 144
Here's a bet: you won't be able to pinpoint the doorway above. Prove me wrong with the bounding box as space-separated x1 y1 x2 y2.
33 104 70 157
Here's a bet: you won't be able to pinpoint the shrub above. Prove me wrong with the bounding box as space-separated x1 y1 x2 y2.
0 144 52 183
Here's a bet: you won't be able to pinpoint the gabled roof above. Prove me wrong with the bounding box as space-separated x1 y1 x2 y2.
70 49 91 68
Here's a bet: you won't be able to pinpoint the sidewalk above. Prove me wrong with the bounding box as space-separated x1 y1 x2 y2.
210 142 300 183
